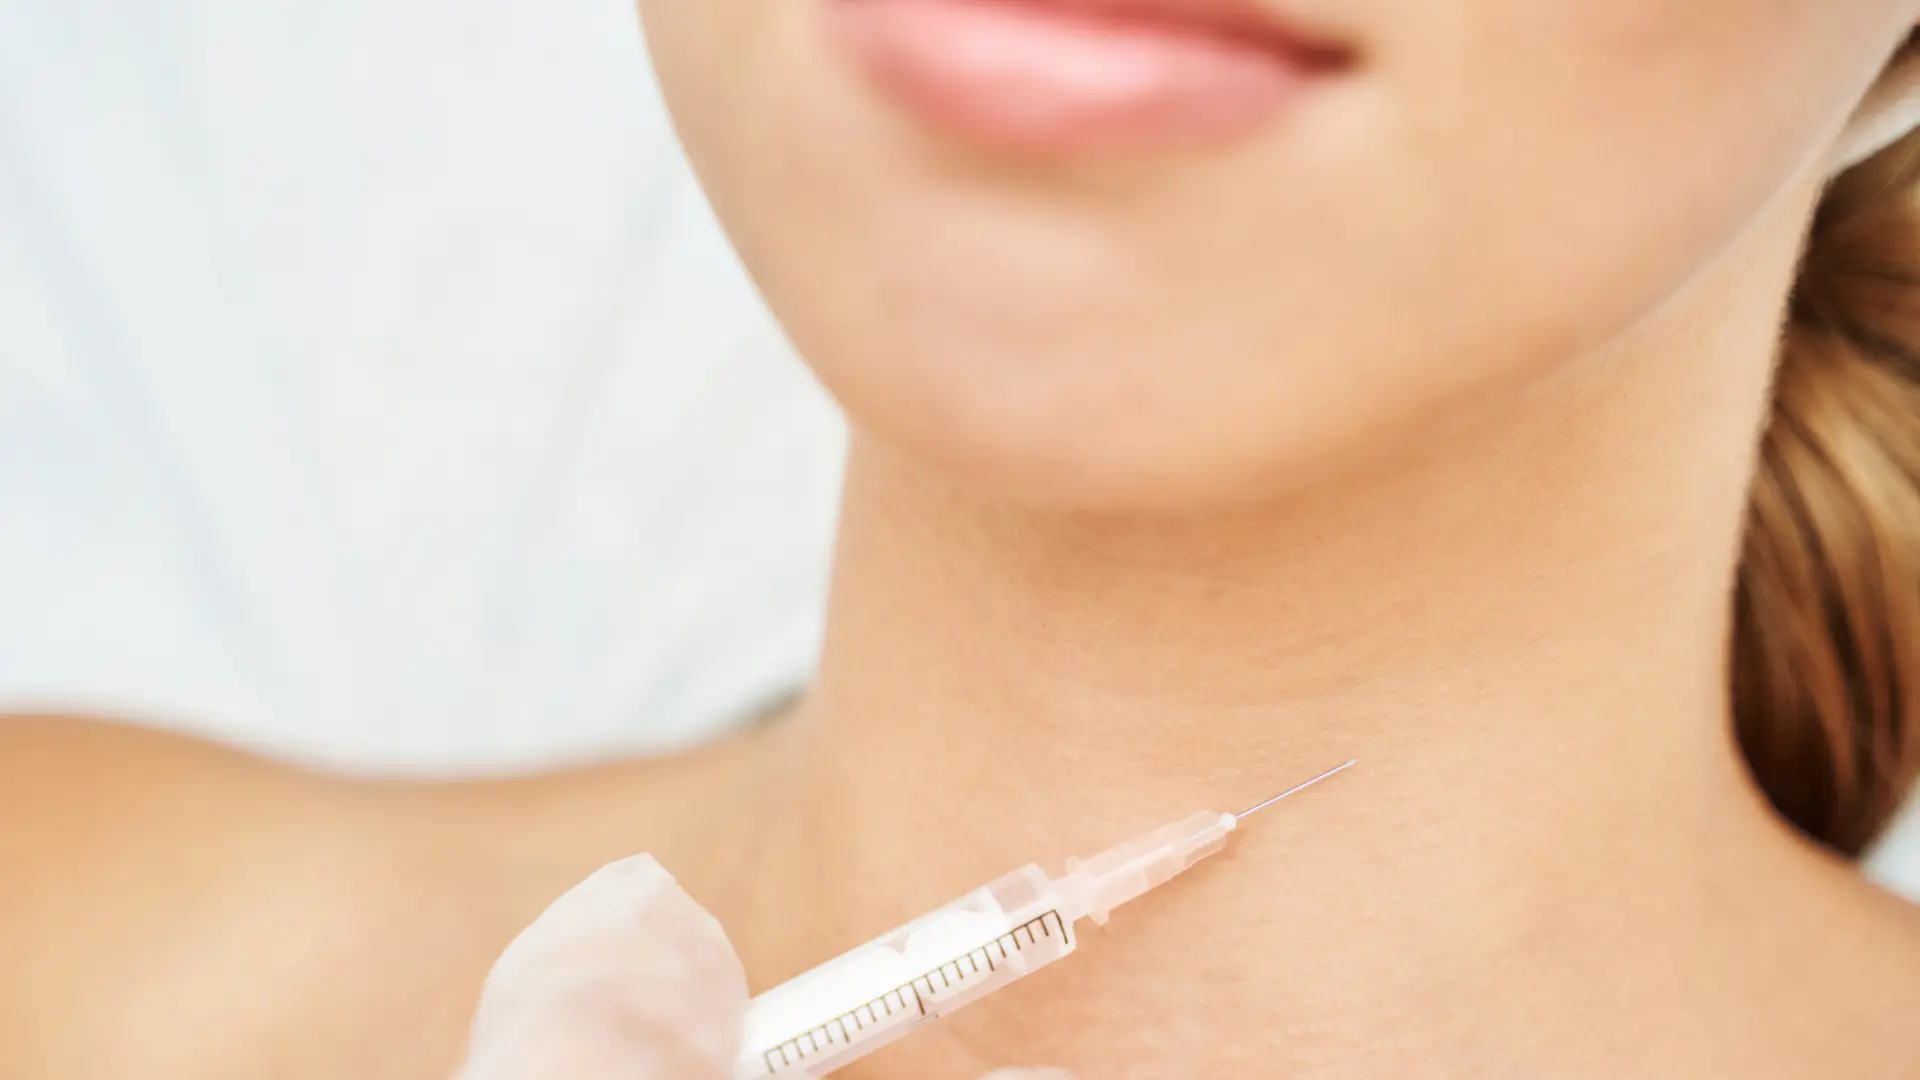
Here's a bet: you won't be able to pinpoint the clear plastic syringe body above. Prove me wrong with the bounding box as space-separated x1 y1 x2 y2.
731 811 1237 1080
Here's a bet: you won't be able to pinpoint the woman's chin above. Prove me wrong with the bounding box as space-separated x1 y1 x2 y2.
834 379 1345 516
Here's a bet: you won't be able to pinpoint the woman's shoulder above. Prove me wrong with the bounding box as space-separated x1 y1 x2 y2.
0 716 744 1079
0 719 423 1075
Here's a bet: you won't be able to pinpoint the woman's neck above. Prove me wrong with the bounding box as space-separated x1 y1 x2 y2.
710 185 1915 1076
786 292 1778 880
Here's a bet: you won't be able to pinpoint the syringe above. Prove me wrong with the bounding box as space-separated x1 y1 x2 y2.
732 760 1357 1079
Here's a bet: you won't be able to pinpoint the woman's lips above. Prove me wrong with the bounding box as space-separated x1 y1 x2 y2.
823 0 1345 157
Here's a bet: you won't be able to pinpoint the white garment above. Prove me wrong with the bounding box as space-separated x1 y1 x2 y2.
1873 804 1920 898
0 0 845 774
2 0 1917 895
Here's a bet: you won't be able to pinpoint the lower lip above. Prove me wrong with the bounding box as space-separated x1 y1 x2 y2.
823 0 1322 157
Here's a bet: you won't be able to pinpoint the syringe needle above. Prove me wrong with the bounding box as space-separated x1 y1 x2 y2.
1234 759 1358 820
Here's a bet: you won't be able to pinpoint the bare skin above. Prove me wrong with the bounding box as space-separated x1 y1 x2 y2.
6 171 1920 1077
0 714 776 1080
704 159 1920 1077
5 693 1915 1080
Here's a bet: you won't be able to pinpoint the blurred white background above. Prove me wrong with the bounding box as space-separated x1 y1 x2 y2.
0 0 846 771
0 0 1916 897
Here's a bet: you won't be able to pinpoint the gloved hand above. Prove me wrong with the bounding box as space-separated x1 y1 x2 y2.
455 854 1072 1080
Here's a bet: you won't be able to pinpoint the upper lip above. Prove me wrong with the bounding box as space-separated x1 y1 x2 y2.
995 0 1355 62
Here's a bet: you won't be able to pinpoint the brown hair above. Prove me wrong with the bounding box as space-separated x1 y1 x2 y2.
1734 124 1920 857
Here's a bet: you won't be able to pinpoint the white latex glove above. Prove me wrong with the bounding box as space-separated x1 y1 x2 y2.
456 854 1073 1080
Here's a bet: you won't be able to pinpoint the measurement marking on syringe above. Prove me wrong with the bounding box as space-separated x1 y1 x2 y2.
760 910 1070 1074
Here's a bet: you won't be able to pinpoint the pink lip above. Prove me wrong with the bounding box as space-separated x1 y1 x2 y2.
822 0 1349 157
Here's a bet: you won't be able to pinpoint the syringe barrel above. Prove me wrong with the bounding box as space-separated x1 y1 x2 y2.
734 865 1077 1079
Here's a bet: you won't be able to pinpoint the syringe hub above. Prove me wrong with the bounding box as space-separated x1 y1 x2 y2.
1058 811 1237 926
